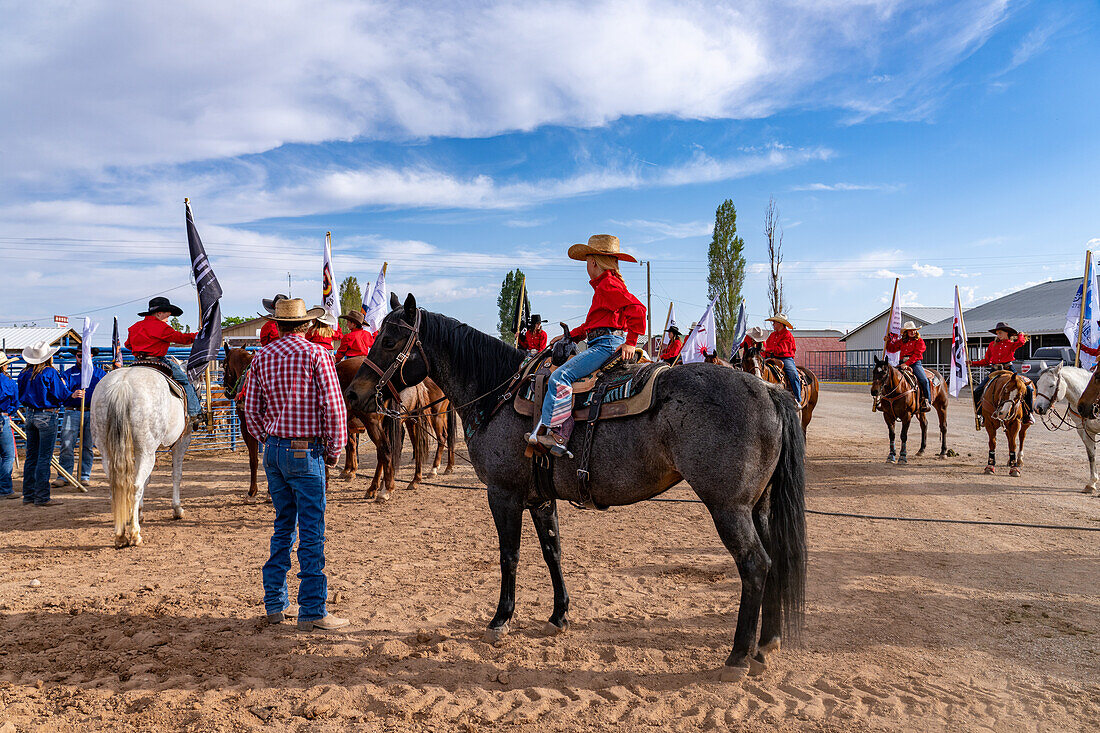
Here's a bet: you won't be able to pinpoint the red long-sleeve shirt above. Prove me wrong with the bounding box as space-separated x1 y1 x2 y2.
659 337 683 360
570 271 647 346
521 328 548 351
125 316 196 357
885 334 926 365
307 326 343 350
335 328 375 361
259 319 280 346
764 329 796 359
973 333 1027 366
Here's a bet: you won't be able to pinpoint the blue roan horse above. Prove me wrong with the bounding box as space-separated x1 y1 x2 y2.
346 294 808 677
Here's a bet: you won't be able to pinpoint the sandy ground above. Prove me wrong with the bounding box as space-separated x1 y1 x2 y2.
0 385 1097 732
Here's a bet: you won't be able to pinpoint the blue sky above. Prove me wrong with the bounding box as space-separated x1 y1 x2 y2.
1 0 1097 342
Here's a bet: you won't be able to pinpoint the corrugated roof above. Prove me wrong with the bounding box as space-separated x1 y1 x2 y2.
840 306 953 342
0 327 82 350
793 329 844 338
922 278 1076 338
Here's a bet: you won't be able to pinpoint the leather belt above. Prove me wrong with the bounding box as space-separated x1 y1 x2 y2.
586 327 623 339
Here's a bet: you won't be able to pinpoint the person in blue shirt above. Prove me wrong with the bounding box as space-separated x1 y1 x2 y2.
0 355 19 500
55 348 106 488
17 341 72 506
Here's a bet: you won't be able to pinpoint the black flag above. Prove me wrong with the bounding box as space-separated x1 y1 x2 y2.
511 275 530 343
185 200 223 380
112 317 123 368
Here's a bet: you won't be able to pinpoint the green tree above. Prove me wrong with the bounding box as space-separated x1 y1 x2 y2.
707 199 747 356
221 316 250 328
169 316 183 331
496 269 530 342
339 275 362 316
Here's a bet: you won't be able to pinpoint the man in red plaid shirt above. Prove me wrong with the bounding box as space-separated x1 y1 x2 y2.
243 298 350 632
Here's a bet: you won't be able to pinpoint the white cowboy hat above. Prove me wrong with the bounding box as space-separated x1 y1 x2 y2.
901 321 921 332
22 340 60 365
567 234 638 263
259 298 326 323
746 326 768 342
766 314 794 329
315 311 338 329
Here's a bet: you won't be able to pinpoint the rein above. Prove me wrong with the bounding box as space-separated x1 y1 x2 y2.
987 374 1024 426
874 366 916 408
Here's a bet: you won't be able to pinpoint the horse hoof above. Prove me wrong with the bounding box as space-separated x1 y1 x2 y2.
984 466 995 474
748 653 767 676
759 637 781 656
898 456 907 464
542 620 568 636
375 492 390 503
719 665 748 683
114 535 127 549
1082 486 1097 494
484 626 509 643
1009 467 1021 477
886 456 896 464
915 450 925 458
131 534 142 547
172 508 184 520
443 468 455 475
430 467 439 476
247 487 258 498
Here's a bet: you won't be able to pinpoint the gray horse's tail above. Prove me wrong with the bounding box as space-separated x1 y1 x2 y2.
767 388 808 639
102 379 138 534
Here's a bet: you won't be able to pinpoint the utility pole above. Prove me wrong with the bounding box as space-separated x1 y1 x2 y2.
287 271 292 298
644 261 652 355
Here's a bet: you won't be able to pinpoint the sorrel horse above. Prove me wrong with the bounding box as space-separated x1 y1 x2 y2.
869 356 948 463
345 294 806 676
91 365 193 547
222 347 260 498
741 344 818 433
979 370 1030 476
1034 365 1100 493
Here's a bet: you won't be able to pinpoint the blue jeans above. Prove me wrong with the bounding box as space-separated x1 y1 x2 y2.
23 409 58 504
58 408 94 482
540 333 626 427
262 437 328 621
164 357 201 416
909 360 930 402
0 414 15 495
780 357 802 403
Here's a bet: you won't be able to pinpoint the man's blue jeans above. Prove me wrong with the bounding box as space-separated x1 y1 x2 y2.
164 357 201 416
22 409 58 504
262 437 328 621
779 356 802 403
540 333 625 427
58 408 94 482
0 413 15 495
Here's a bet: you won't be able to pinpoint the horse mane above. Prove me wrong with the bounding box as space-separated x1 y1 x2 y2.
418 310 525 397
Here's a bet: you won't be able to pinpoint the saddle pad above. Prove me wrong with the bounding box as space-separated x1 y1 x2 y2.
128 365 188 403
764 359 812 408
514 361 669 421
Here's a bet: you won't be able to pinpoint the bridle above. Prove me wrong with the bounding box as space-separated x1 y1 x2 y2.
988 373 1024 424
872 363 916 404
361 308 431 405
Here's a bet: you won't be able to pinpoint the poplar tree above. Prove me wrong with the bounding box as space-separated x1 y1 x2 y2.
707 199 747 355
497 269 529 342
339 275 362 316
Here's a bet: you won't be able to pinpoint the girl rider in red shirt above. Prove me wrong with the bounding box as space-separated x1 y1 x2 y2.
971 322 1031 425
527 235 646 454
659 325 683 363
764 315 801 404
884 321 931 412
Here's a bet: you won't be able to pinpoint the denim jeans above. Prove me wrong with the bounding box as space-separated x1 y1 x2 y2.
779 357 802 403
22 409 58 504
909 360 931 402
262 437 328 621
0 414 15 495
58 408 94 482
540 332 626 427
164 357 201 416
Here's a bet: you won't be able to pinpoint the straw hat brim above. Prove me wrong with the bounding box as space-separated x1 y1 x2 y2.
259 306 327 323
567 243 638 263
22 344 60 365
766 315 794 329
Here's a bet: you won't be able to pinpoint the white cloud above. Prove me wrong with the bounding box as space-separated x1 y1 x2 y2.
790 182 900 192
609 218 714 240
912 261 944 277
898 290 924 307
874 269 903 279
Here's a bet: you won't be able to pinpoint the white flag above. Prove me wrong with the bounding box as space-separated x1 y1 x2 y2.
80 317 99 389
322 232 338 321
948 287 968 397
1065 255 1100 369
884 295 902 366
682 295 719 364
364 264 388 332
729 301 747 361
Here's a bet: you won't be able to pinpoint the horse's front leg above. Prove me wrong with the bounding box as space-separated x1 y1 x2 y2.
170 432 190 519
529 499 569 634
898 415 911 464
1080 428 1099 493
915 410 928 457
486 484 524 641
406 419 423 491
984 424 998 474
937 400 948 457
884 413 897 463
245 428 259 498
1007 421 1021 477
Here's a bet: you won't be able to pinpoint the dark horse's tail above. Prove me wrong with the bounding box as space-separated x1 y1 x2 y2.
446 405 456 460
767 388 808 640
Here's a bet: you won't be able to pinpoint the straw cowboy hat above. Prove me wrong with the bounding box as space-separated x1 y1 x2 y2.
339 310 366 327
139 296 183 317
567 234 638 263
746 326 768 342
260 298 326 323
901 321 921 333
766 314 794 329
0 354 16 369
262 293 289 315
22 340 60 365
989 321 1019 337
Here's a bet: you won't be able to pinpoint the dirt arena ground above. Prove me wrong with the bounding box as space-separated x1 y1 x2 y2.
1 385 1097 732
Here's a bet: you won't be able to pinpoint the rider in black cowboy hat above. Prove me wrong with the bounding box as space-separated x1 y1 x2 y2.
972 321 1032 426
521 314 548 352
125 297 205 428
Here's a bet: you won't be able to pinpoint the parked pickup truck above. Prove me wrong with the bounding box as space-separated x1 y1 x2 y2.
1014 346 1076 377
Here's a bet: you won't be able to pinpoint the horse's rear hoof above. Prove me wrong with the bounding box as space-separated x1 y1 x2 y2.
247 487 258 498
1009 467 1021 477
114 535 127 549
172 508 184 520
887 456 896 464
898 456 908 465
1082 486 1097 494
759 637 781 656
915 450 925 458
719 665 748 683
748 652 767 676
484 625 508 643
374 491 390 503
339 471 355 481
443 467 455 475
430 467 439 476
984 465 995 474
542 619 568 636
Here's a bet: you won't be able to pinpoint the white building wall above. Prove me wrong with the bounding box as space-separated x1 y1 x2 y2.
844 313 891 351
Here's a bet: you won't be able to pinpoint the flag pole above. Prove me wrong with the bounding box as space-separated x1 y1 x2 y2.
76 392 87 488
514 274 526 347
883 277 899 359
957 285 980 431
659 302 673 357
1075 250 1091 368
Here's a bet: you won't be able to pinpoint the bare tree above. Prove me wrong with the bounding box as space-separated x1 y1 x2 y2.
765 197 785 317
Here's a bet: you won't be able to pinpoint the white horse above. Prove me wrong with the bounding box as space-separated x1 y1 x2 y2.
1032 365 1100 494
91 366 193 547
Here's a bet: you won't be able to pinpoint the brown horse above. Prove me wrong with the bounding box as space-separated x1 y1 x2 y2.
741 344 819 433
221 346 260 498
869 356 948 463
979 370 1030 477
